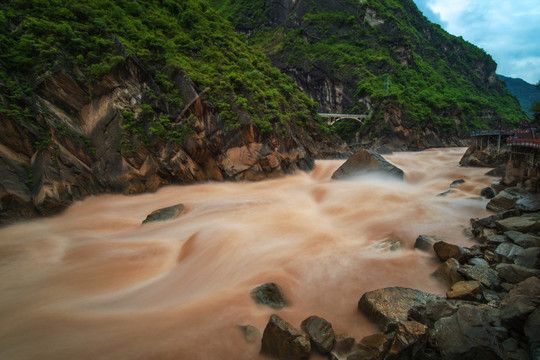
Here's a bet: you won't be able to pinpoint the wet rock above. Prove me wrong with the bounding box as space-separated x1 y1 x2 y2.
432 258 463 287
250 283 287 309
260 314 311 360
505 231 540 248
141 203 185 224
430 304 506 360
484 234 508 246
352 333 392 359
515 193 540 213
446 280 484 301
495 242 524 262
331 333 356 359
471 210 519 232
500 277 540 332
514 247 540 269
358 287 436 330
433 241 469 262
487 188 523 212
414 235 446 252
300 315 335 354
496 216 540 233
238 325 259 343
450 179 465 187
457 264 500 289
496 263 540 284
469 257 490 266
481 187 496 199
408 297 478 327
385 321 428 359
331 149 404 180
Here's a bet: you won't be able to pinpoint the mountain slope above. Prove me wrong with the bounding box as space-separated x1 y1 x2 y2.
0 0 347 224
498 75 540 117
208 0 529 148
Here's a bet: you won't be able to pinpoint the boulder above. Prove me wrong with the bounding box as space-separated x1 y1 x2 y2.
496 216 540 233
514 247 540 269
408 297 477 327
433 241 469 262
480 187 496 199
495 242 524 262
457 264 500 289
358 287 436 330
500 277 540 331
484 234 508 246
414 235 446 252
505 231 540 248
385 321 428 359
487 188 523 213
238 325 259 343
524 307 540 357
430 305 506 360
141 203 185 224
471 210 519 232
300 315 335 354
352 333 393 359
250 283 287 309
496 264 540 284
260 314 311 360
331 149 404 180
431 258 463 287
446 281 484 301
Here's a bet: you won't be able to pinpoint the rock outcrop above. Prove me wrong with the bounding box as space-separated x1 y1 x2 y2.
0 56 348 225
331 149 404 180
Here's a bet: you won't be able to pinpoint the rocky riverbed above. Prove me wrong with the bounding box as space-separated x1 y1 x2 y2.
251 154 540 360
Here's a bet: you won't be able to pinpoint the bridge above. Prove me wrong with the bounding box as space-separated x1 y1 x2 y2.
318 113 369 126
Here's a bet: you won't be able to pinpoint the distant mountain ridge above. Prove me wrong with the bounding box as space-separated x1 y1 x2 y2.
498 75 540 117
208 0 529 149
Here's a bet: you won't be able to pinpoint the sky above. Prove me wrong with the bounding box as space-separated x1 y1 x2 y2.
412 0 540 85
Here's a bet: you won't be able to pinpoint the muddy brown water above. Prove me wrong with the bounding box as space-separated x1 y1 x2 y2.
0 147 495 359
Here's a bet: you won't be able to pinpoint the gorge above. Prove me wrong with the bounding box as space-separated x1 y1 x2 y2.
0 148 496 359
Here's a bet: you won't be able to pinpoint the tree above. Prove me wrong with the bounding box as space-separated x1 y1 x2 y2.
532 80 540 123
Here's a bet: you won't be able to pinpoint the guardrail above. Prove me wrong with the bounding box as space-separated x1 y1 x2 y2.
506 138 540 148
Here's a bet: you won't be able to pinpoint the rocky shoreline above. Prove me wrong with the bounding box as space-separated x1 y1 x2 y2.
242 154 540 360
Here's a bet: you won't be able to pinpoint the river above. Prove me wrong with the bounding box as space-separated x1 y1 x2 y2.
0 147 495 359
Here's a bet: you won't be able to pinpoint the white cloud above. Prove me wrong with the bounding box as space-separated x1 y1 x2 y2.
415 0 540 83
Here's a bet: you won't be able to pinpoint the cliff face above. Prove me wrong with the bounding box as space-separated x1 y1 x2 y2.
0 56 347 224
209 0 528 149
0 1 348 224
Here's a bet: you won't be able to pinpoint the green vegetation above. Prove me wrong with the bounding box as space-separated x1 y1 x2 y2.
209 0 529 137
0 0 324 148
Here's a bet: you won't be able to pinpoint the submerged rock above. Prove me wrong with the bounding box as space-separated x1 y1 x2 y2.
142 203 185 224
250 282 287 309
238 325 259 343
260 314 311 360
331 149 404 180
414 235 446 252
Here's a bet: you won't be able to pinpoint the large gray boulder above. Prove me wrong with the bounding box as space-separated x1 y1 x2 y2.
430 305 506 360
505 231 540 248
358 287 436 330
514 247 540 269
500 277 540 331
495 242 524 262
496 216 540 233
331 149 404 180
496 264 540 284
260 314 311 360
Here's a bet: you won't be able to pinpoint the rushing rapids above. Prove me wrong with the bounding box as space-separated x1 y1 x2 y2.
0 148 496 359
